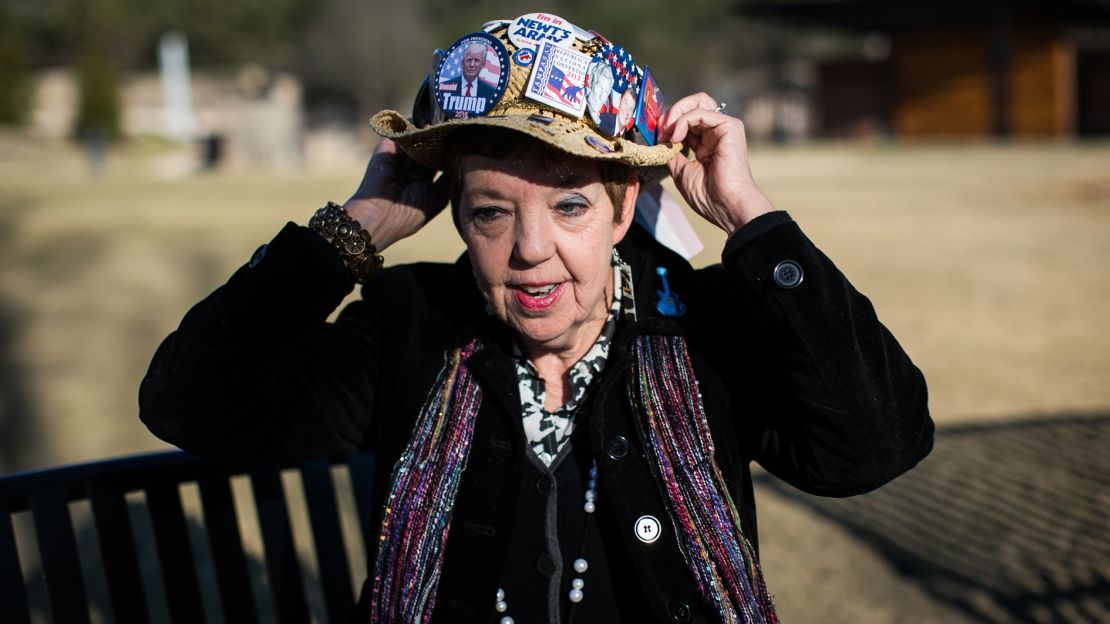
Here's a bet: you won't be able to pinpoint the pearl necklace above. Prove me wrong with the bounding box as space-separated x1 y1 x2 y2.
495 461 599 623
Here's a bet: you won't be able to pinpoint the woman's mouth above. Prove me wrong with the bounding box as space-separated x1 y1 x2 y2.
513 282 565 311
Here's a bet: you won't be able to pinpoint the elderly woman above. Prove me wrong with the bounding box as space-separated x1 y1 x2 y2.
140 14 932 624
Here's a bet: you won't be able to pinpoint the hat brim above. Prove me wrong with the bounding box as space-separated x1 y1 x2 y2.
370 109 679 183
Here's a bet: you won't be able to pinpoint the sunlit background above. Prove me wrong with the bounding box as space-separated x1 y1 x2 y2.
1 0 1109 622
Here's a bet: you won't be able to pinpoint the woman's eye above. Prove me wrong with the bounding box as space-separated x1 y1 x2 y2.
555 201 588 217
471 207 504 222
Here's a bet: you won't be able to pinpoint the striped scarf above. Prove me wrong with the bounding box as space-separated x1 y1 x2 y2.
370 342 482 622
370 336 778 623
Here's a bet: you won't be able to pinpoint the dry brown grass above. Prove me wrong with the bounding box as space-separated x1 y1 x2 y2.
2 132 1108 621
2 133 1108 465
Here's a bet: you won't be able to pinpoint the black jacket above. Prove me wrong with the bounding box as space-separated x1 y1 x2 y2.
140 212 933 623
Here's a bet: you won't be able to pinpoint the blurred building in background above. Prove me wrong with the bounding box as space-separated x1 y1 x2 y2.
741 0 1110 138
29 66 307 170
7 0 1110 170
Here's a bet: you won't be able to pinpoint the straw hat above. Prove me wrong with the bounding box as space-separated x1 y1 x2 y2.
369 16 680 176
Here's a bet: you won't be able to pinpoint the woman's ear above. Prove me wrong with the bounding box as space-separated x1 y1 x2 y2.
612 171 640 244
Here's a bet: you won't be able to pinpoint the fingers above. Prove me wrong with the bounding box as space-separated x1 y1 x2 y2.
356 141 415 200
660 92 718 129
373 137 398 156
393 160 437 190
363 139 430 187
663 106 738 149
659 92 721 141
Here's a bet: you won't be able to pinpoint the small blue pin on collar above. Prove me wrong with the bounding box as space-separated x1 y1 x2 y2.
654 266 686 317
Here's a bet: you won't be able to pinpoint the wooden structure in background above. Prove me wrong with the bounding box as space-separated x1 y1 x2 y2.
892 26 1076 137
741 0 1110 137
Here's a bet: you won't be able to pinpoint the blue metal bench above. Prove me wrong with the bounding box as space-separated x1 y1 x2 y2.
0 450 378 623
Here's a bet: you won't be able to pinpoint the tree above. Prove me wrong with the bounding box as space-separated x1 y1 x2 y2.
74 44 121 141
0 5 32 125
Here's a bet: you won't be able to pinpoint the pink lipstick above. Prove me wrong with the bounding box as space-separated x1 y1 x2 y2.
513 282 565 311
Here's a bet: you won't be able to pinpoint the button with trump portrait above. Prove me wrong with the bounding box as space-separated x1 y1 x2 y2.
433 31 509 120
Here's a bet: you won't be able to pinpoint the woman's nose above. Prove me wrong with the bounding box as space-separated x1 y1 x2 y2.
511 216 555 266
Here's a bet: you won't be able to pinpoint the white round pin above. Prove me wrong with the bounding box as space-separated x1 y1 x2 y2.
507 12 578 50
634 515 661 544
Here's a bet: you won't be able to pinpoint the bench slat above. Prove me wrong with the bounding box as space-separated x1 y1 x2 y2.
88 479 149 622
250 466 310 624
29 486 90 624
145 483 205 623
197 475 259 622
0 497 32 624
301 458 354 624
347 452 378 557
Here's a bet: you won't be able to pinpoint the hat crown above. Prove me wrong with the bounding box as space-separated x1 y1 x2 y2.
369 15 678 176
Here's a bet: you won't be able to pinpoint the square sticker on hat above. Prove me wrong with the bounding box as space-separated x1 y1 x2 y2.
635 66 665 146
525 42 591 118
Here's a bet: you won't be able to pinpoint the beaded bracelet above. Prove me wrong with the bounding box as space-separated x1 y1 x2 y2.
308 202 384 283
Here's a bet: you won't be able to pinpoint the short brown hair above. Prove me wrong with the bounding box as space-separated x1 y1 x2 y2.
444 127 631 229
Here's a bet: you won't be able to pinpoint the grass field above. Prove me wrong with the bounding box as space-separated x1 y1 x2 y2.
2 131 1108 621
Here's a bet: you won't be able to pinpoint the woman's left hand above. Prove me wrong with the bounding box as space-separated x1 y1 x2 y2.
658 92 775 234
342 138 449 252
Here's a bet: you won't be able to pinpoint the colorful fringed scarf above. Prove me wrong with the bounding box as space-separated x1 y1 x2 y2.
370 341 482 623
370 335 777 623
629 334 778 624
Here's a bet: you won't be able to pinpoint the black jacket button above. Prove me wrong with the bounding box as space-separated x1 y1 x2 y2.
605 435 630 460
535 475 553 495
669 600 693 622
772 259 803 289
536 554 556 576
248 244 268 268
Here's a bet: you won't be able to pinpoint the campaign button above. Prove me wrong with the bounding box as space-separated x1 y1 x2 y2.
481 19 510 32
586 42 640 138
571 23 594 41
524 42 591 118
433 31 510 120
508 12 577 50
512 47 535 67
585 135 614 154
414 48 447 128
634 66 665 145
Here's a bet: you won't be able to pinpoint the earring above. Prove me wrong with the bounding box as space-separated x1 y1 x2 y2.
612 248 637 322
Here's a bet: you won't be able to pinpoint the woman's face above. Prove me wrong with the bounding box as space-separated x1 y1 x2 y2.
458 152 636 357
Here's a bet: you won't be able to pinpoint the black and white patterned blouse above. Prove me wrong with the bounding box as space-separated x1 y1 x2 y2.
513 257 628 466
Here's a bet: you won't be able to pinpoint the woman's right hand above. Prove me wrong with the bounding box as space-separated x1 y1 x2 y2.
342 138 450 251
